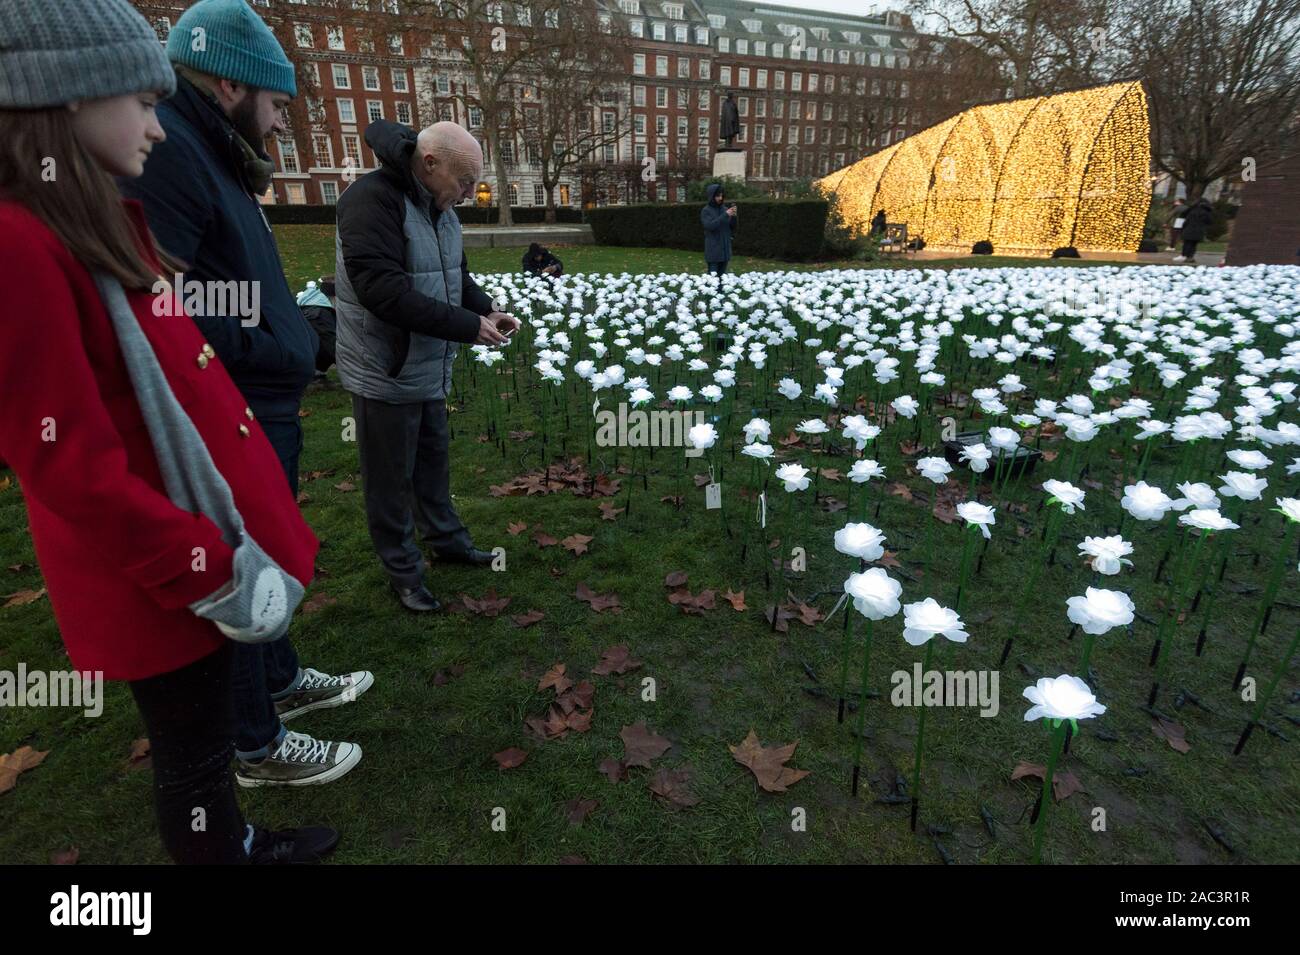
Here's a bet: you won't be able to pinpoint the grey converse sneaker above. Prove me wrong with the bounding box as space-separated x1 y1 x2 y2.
275 667 374 722
235 731 362 788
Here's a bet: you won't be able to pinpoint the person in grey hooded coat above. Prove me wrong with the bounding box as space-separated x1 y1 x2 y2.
701 182 738 275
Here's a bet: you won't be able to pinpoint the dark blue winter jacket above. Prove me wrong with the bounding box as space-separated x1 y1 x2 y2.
700 183 738 263
121 74 318 422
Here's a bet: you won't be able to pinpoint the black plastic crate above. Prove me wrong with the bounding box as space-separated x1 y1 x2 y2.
942 430 1042 480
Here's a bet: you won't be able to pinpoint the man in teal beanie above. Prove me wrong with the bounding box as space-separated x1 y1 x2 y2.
122 0 373 795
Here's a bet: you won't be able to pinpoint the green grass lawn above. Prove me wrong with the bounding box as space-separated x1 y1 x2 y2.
1 242 1294 865
274 224 1135 293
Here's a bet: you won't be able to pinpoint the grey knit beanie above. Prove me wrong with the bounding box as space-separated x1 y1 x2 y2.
0 0 177 109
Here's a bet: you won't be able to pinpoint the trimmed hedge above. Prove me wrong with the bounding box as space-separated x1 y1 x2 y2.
586 198 829 262
262 203 584 225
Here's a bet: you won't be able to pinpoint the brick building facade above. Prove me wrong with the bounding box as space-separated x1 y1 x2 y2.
130 0 1003 208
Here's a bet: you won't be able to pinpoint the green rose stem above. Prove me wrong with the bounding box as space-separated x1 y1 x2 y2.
1032 719 1070 864
849 617 877 795
954 523 978 613
835 602 854 724
1000 504 1063 665
1234 623 1300 754
1149 526 1210 707
1235 516 1299 689
909 638 936 832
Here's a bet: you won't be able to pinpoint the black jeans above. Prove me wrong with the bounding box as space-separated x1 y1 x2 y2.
128 643 249 864
707 260 728 276
230 415 302 758
351 393 473 588
1181 239 1199 258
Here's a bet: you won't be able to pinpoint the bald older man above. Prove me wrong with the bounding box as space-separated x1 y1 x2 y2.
336 119 520 613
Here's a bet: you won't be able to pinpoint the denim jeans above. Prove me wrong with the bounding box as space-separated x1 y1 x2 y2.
707 260 728 276
231 415 305 760
128 644 250 863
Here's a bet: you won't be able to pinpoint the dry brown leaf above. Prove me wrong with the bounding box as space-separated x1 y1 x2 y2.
1151 717 1191 753
1011 760 1086 800
664 570 689 588
599 758 628 783
333 481 356 493
620 722 671 768
2 588 46 609
506 521 528 536
565 797 599 825
493 747 528 769
722 589 746 611
511 609 545 628
562 533 593 556
0 745 48 793
592 644 642 676
648 767 700 809
729 730 810 793
538 663 573 695
598 501 624 521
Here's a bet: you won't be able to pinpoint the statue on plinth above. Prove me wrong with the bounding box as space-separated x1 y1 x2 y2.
720 91 741 149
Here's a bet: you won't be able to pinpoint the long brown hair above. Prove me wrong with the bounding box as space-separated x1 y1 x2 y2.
0 107 181 290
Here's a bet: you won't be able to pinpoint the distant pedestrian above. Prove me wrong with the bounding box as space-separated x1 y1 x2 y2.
1174 197 1213 263
701 182 737 276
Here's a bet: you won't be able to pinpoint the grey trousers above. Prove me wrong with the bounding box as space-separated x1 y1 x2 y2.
351 393 473 588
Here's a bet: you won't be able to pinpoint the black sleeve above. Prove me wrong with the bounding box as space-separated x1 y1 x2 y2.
459 249 496 315
337 180 481 343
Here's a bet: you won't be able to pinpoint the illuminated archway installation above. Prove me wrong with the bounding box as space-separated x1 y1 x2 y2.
814 81 1151 255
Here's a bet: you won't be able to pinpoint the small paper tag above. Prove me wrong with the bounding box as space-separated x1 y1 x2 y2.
705 483 722 509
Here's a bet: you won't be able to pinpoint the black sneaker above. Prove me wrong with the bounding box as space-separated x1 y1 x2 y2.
248 825 340 865
392 582 441 612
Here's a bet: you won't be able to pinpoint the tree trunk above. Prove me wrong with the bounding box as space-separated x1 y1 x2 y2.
493 137 513 227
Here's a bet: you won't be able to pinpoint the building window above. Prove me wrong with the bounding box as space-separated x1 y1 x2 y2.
153 18 171 40
653 22 665 41
696 27 709 44
392 68 408 92
756 41 766 56
675 25 687 43
808 74 818 93
739 68 749 86
634 114 646 134
901 82 909 98
720 66 731 85
532 183 544 205
719 37 729 53
327 26 345 50
698 89 709 110
656 87 667 108
774 99 783 118
775 71 785 90
655 144 667 165
792 72 802 91
294 23 313 47
560 183 570 204
663 2 683 17
363 66 380 91
285 182 306 204
320 181 339 204
677 116 688 138
469 106 483 127
342 134 362 168
337 98 356 124
757 69 767 88
655 55 668 77
700 59 711 80
389 33 403 54
508 182 519 205
396 101 412 125
602 111 615 133
278 138 299 173
697 117 709 140
312 133 334 167
756 98 766 117
630 20 643 38
677 58 691 78
634 85 645 106
737 39 748 55
738 96 748 116
655 115 667 136
633 54 646 75
634 142 646 161
332 64 350 88
603 144 615 163
501 141 515 166
677 88 689 108
436 73 450 94
755 124 765 142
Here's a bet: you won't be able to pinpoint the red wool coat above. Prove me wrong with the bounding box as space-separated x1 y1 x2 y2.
0 199 319 681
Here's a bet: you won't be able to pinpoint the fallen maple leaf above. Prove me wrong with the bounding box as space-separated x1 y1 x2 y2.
694 473 712 487
126 738 151 770
565 797 599 825
729 730 810 793
1151 717 1191 753
511 609 545 628
598 501 625 521
620 722 671 768
493 747 528 769
932 502 959 524
722 589 746 611
506 521 528 536
820 496 847 513
300 591 337 615
879 551 902 570
538 663 573 695
575 582 622 614
1010 761 1085 800
509 430 535 441
2 588 46 609
899 440 923 456
461 588 512 617
888 482 914 502
764 604 796 633
592 644 643 676
792 601 822 626
562 533 593 556
664 570 689 588
295 491 311 504
333 481 356 493
533 531 559 548
648 767 700 809
0 746 49 793
817 468 843 482
660 494 684 506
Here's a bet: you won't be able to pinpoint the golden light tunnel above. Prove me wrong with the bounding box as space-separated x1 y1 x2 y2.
815 81 1152 255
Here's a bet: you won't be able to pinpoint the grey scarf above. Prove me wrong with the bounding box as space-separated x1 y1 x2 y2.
94 273 304 643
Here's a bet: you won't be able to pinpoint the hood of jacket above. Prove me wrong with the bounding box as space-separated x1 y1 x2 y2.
705 183 724 204
366 120 423 203
296 285 332 308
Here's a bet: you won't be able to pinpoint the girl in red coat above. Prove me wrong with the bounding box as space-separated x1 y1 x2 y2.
0 0 335 863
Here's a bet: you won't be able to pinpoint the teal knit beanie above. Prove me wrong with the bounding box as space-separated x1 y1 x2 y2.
167 0 297 97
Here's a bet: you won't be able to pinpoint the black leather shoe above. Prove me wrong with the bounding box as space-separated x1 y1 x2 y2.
437 547 494 567
391 582 442 612
248 825 340 864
